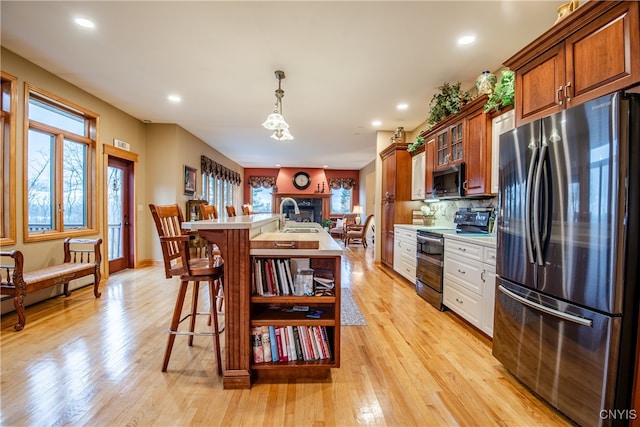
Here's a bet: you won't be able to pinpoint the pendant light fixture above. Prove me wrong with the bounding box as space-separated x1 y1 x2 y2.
262 70 294 141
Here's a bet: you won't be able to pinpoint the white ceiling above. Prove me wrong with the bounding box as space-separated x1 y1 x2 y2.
1 1 562 170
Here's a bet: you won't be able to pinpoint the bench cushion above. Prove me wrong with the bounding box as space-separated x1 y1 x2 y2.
22 262 94 286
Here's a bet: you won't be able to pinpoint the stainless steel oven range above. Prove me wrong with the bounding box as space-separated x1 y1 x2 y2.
415 230 447 310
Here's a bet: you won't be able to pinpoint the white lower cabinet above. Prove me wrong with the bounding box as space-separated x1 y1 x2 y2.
393 226 417 283
443 237 496 337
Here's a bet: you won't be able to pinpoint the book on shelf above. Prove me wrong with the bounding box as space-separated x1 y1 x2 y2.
251 326 264 363
261 326 272 362
252 325 333 363
275 326 287 362
320 325 332 359
268 326 279 362
286 326 297 361
292 326 303 361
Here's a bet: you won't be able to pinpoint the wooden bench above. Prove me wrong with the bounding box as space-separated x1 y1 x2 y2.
0 238 102 331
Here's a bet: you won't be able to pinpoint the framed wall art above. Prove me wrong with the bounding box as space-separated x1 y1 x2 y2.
184 165 196 196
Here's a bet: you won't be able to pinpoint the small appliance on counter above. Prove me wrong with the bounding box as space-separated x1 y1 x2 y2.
453 208 494 234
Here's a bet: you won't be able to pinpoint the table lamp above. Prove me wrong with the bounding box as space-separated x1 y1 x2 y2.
353 205 363 225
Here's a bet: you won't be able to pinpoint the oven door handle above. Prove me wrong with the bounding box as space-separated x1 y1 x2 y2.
417 235 444 245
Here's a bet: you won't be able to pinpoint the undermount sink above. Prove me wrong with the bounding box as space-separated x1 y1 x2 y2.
282 228 319 233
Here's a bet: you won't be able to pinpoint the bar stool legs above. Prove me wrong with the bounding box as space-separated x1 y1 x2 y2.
162 277 224 375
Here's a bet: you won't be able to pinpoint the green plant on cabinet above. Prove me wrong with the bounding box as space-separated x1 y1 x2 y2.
407 135 425 153
484 70 515 113
427 82 471 127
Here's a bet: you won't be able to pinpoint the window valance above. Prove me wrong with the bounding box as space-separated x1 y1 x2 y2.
248 176 277 189
201 155 242 185
329 178 356 190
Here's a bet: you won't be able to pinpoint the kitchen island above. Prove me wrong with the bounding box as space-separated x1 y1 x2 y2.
184 215 342 388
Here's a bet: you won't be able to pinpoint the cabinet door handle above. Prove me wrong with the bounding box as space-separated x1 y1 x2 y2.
463 180 468 190
458 247 466 252
457 269 466 274
564 82 572 102
481 270 485 282
556 86 564 105
455 298 464 304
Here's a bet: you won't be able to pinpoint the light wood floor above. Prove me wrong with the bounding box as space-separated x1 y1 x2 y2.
1 243 572 426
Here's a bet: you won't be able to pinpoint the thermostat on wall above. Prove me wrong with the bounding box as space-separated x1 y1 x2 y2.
113 138 130 151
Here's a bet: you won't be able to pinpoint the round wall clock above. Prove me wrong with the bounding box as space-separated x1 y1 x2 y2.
292 171 311 190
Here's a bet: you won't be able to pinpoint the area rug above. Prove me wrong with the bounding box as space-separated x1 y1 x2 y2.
341 288 367 326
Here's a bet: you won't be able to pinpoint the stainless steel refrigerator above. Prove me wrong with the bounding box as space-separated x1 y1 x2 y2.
493 91 640 427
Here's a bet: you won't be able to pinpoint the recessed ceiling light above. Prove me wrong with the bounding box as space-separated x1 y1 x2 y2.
323 165 329 168
275 164 281 167
74 17 95 29
458 35 476 45
397 103 408 110
371 120 382 127
167 94 182 103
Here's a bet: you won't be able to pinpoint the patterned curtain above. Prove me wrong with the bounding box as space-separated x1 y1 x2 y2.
201 155 242 185
329 178 356 190
248 176 277 189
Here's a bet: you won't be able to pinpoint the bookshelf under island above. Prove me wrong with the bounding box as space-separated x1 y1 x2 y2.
249 255 341 380
184 215 342 388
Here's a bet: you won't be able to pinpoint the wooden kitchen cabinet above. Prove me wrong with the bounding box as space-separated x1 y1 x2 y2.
380 143 413 268
422 95 493 197
464 95 491 196
506 0 640 125
424 137 435 199
435 120 463 169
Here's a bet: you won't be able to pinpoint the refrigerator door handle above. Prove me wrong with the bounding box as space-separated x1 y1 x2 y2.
532 144 547 266
498 285 593 327
525 147 539 264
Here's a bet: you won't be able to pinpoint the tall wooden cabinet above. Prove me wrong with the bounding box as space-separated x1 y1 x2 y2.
380 142 413 268
505 0 640 125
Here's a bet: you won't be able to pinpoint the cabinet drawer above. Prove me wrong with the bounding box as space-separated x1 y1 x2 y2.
443 281 481 327
483 246 497 266
394 227 417 240
445 240 482 261
399 260 416 282
444 254 483 295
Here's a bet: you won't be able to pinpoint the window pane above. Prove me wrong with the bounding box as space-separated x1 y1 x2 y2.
252 187 272 213
63 139 87 228
27 130 54 231
29 98 85 135
331 188 352 213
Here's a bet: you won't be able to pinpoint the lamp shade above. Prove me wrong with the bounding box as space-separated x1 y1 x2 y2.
262 113 289 130
352 205 363 214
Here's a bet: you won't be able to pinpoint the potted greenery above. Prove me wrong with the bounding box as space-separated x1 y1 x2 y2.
427 82 471 127
407 135 425 153
484 70 515 113
321 219 332 231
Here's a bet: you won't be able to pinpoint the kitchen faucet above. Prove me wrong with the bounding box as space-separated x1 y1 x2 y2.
279 197 300 217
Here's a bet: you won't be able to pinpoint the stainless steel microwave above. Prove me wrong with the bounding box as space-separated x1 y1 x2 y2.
432 163 465 199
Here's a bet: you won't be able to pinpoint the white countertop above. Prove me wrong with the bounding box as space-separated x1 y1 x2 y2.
183 213 281 230
185 215 342 256
394 223 496 247
443 231 496 248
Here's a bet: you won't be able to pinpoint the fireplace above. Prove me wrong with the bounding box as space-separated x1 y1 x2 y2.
282 198 324 223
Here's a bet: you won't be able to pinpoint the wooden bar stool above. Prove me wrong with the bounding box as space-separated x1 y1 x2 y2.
149 203 224 375
199 204 218 220
225 205 236 217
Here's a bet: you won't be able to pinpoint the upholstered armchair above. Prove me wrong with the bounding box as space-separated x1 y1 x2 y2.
329 213 357 240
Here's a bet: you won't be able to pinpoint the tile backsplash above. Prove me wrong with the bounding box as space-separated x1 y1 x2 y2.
417 198 497 228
